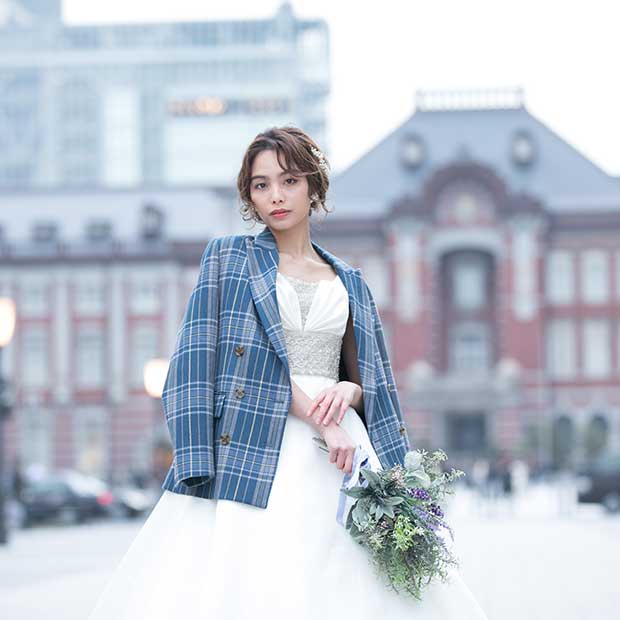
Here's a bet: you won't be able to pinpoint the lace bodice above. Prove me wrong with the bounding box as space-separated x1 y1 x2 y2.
275 272 350 380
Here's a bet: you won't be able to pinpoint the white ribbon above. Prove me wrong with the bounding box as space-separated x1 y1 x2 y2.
336 444 371 527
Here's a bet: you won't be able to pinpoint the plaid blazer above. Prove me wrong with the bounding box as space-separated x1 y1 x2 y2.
160 225 411 508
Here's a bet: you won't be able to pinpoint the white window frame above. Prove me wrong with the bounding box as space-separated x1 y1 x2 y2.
582 319 610 378
581 250 609 305
131 322 160 389
545 250 575 305
449 322 490 373
21 324 49 387
75 322 105 388
546 319 576 379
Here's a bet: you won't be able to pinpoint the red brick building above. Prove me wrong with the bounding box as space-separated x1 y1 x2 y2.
319 89 620 472
1 89 619 483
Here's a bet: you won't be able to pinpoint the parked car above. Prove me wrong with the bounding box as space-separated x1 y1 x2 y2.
576 454 620 513
18 470 114 527
108 484 155 518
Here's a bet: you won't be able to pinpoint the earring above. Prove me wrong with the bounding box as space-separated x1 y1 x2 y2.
246 202 262 223
310 193 320 213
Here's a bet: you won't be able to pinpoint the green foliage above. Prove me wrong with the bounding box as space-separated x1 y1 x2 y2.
342 448 465 600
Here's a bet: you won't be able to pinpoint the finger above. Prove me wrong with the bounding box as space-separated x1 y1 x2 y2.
306 396 321 416
337 402 348 425
329 448 337 464
314 401 327 425
306 392 326 417
336 448 346 470
344 451 353 475
306 396 321 417
317 397 333 424
323 398 341 426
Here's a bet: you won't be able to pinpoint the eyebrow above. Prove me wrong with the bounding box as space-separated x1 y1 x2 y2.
250 171 292 182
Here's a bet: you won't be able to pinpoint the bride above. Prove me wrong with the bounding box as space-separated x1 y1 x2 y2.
87 126 489 619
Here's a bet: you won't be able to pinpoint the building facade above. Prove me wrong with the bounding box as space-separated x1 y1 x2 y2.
3 76 619 482
0 0 332 484
324 88 620 472
0 1 329 189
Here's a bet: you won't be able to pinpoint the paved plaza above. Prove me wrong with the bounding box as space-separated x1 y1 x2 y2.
0 481 617 619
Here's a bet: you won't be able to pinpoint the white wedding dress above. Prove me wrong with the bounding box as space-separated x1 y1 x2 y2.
87 272 488 619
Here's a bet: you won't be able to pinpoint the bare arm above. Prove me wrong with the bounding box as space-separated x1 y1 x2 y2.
289 376 358 474
288 378 340 435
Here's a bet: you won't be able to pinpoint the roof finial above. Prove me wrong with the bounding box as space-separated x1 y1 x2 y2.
415 87 525 111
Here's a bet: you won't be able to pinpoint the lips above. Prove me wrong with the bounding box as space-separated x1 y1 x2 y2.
271 209 290 216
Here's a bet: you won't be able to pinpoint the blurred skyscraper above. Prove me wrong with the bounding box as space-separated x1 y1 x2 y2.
0 1 329 189
0 1 331 485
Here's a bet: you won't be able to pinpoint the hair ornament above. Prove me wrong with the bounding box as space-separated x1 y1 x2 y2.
310 147 330 175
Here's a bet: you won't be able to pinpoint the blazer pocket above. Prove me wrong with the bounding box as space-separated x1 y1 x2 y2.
214 391 227 418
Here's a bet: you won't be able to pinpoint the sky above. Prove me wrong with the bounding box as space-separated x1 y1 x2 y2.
63 0 620 177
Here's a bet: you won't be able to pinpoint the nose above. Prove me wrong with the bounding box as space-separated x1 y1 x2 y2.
271 186 284 204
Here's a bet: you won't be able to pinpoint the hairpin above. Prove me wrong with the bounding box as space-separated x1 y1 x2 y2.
310 146 330 174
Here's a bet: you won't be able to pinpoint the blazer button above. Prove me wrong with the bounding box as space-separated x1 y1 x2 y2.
220 433 231 445
235 387 245 398
234 345 245 356
399 425 406 435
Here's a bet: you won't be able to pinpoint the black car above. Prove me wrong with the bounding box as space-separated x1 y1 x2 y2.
18 470 114 527
576 454 620 513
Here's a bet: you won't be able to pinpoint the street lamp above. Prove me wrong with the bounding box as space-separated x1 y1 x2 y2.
0 297 16 545
143 358 168 400
143 358 171 492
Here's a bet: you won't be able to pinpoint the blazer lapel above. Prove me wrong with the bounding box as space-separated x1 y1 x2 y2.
246 226 377 415
245 228 291 375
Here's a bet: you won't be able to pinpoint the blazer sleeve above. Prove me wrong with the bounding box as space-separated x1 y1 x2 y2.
162 237 221 488
360 275 411 449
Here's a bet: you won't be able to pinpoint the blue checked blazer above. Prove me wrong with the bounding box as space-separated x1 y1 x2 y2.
160 225 411 508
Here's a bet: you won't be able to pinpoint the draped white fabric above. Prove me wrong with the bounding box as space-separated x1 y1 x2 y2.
276 272 350 334
87 273 488 620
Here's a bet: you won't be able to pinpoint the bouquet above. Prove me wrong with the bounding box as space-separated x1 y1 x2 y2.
313 437 465 600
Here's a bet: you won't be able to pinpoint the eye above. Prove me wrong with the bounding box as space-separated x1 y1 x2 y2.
285 178 297 185
254 182 266 190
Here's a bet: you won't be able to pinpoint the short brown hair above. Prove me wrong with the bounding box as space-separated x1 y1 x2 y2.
236 125 332 224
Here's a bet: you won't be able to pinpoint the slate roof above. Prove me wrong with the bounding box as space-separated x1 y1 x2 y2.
329 104 620 218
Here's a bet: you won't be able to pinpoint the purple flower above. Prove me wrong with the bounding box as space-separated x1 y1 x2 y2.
429 503 444 518
409 487 431 501
410 505 439 531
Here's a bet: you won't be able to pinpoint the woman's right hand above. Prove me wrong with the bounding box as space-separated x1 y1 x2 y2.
320 422 356 475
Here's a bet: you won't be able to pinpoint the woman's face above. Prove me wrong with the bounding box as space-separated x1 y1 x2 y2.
249 149 310 229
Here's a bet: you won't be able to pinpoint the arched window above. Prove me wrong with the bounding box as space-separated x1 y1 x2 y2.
552 415 575 469
583 414 609 462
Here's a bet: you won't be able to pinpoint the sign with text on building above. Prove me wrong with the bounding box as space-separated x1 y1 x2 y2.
163 89 292 185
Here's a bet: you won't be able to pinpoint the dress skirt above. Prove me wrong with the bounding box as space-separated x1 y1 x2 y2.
87 373 488 619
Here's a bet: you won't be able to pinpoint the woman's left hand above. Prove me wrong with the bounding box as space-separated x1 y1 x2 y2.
305 381 362 427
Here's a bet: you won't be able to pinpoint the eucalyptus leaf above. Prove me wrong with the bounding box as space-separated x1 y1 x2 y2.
360 467 382 488
345 508 354 529
352 503 369 528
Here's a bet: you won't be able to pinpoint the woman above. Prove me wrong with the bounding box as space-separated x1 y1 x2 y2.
88 126 488 619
